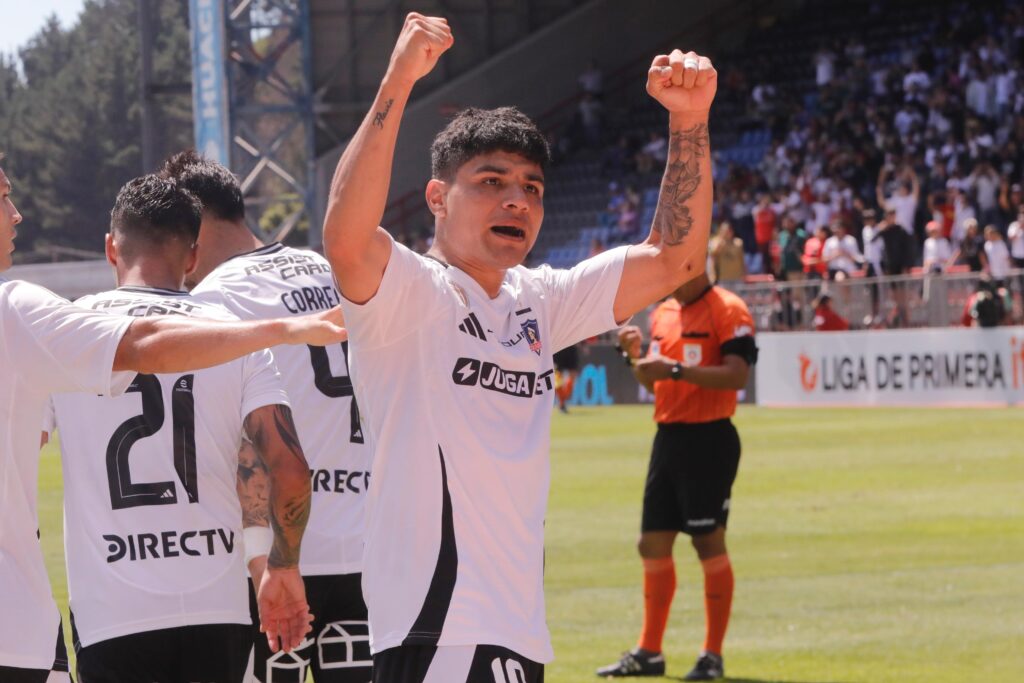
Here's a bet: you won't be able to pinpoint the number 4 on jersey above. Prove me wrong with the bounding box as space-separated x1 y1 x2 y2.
106 374 199 510
307 341 364 444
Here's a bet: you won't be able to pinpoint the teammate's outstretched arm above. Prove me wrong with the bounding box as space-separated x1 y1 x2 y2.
113 307 346 374
243 404 315 653
322 13 453 304
612 50 717 322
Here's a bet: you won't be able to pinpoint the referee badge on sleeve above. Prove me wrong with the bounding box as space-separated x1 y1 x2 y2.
683 343 702 367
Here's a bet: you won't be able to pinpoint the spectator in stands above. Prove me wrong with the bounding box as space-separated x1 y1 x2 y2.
860 208 884 322
969 160 1002 228
928 189 956 240
777 214 807 281
961 276 1011 327
802 225 829 280
635 131 668 175
589 238 606 258
602 181 626 228
922 220 953 273
772 286 803 331
814 44 835 87
983 224 1012 286
577 92 603 148
752 194 777 276
710 222 746 284
602 135 633 179
877 165 920 238
730 190 756 257
998 182 1024 225
950 219 988 272
949 183 977 247
1007 207 1024 268
578 58 604 98
822 219 862 280
874 208 915 276
812 294 850 331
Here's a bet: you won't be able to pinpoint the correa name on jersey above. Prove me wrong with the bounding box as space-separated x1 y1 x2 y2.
243 252 332 281
102 527 235 563
451 357 555 398
311 468 371 494
280 283 341 314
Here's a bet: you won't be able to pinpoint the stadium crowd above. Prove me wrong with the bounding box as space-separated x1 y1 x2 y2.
548 1 1024 316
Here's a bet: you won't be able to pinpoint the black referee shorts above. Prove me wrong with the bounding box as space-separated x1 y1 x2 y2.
641 419 741 536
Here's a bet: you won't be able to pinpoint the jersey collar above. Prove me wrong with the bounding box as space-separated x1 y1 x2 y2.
225 242 284 262
116 285 190 297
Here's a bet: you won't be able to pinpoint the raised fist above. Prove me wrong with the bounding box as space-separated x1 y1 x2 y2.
647 50 717 114
388 13 454 85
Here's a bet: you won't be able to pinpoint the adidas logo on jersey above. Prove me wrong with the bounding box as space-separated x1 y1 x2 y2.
451 357 554 398
458 312 488 341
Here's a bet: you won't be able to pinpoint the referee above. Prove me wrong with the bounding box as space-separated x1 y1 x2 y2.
597 271 756 681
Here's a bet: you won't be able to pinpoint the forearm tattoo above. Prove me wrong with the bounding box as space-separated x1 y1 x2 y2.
244 405 311 568
373 98 395 128
651 123 709 246
236 438 270 527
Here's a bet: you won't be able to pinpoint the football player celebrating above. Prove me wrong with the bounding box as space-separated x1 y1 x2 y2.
323 14 717 682
0 159 338 683
162 150 374 683
46 175 315 683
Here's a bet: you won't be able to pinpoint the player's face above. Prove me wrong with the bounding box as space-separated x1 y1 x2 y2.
434 151 545 270
0 169 24 272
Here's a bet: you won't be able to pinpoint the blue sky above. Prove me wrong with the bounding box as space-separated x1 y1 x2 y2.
3 0 87 56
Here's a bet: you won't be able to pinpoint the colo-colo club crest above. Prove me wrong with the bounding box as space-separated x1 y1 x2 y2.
521 318 542 355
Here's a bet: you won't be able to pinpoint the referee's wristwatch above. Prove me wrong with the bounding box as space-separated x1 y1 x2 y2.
670 362 685 381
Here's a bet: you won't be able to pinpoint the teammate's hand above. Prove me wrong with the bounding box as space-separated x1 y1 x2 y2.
257 565 314 653
617 325 643 359
285 307 347 346
634 355 676 382
647 50 717 114
387 13 454 85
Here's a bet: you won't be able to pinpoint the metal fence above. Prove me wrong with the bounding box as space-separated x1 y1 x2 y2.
719 269 1024 333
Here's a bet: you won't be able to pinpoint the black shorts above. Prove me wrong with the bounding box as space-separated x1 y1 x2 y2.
72 620 250 683
641 419 741 536
552 345 580 372
248 572 371 683
0 621 72 682
373 644 543 683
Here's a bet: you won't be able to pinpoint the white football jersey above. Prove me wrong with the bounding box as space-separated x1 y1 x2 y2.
191 243 371 576
48 286 289 647
0 279 132 669
340 238 626 663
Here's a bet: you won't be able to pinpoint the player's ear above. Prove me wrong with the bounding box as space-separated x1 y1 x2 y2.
425 178 448 219
104 233 118 268
184 242 199 277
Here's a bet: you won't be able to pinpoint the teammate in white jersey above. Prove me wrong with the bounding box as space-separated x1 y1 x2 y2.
162 149 374 682
322 14 718 682
45 174 319 683
0 160 338 682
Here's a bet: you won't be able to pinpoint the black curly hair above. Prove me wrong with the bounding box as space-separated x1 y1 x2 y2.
430 107 550 180
159 149 245 223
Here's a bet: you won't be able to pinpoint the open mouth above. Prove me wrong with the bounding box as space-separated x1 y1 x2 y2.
490 225 526 241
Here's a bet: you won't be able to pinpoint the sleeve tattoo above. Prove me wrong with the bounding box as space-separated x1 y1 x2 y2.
236 437 270 527
651 123 709 246
244 404 312 568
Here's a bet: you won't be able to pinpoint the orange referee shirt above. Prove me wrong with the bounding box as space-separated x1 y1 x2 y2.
647 286 755 424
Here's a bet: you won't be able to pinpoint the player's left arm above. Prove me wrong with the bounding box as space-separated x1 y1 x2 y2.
237 437 272 587
612 50 716 323
243 404 314 653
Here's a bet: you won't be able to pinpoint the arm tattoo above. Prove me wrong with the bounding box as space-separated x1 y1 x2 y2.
373 98 395 128
236 438 270 527
651 123 709 246
244 405 311 568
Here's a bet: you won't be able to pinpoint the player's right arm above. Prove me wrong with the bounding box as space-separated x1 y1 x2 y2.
322 13 453 305
113 307 345 374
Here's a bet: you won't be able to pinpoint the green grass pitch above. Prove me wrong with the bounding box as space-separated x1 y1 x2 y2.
38 406 1024 682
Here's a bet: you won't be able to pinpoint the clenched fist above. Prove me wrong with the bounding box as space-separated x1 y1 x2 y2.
647 49 717 114
387 13 454 85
